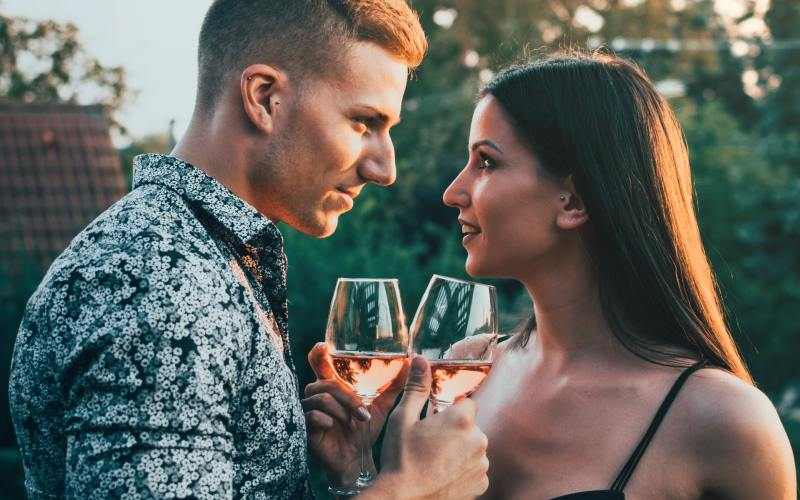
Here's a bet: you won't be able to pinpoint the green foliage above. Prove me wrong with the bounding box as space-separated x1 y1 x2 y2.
0 10 131 132
681 99 800 394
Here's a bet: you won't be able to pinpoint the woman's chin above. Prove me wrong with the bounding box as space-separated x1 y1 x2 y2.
465 256 489 277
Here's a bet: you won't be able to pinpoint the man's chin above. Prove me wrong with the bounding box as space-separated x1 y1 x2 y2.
292 215 339 239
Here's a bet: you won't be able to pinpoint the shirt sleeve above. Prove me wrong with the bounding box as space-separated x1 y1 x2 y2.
54 242 251 499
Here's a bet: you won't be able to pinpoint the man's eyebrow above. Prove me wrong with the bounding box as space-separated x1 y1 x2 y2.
355 105 401 126
470 139 503 154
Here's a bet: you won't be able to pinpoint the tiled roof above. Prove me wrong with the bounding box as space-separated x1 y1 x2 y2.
0 102 127 292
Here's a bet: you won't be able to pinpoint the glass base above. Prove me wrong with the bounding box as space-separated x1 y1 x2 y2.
328 484 360 497
328 474 375 497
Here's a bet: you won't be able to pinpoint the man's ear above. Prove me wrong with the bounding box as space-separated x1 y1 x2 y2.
240 64 288 135
556 175 589 230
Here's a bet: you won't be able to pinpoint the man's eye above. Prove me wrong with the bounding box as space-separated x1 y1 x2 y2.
354 116 377 128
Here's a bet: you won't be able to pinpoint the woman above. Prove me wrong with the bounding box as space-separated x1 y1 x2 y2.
303 51 796 499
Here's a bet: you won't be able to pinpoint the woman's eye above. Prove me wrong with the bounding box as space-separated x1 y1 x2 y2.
478 156 496 170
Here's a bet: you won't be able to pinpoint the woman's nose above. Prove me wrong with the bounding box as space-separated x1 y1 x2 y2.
443 169 470 208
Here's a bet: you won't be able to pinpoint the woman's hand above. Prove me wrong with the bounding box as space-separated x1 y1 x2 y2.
302 342 409 487
443 333 499 360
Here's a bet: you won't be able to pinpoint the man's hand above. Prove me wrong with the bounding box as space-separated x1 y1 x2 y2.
302 342 409 486
363 356 490 500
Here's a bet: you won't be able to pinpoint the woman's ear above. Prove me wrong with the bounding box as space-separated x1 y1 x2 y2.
240 64 287 135
556 175 589 230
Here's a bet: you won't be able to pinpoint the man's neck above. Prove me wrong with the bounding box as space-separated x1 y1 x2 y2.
171 112 258 211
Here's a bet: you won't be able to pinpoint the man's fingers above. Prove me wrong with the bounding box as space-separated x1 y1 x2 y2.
445 395 478 425
464 455 491 495
301 393 351 426
391 355 432 426
308 342 337 380
304 379 370 421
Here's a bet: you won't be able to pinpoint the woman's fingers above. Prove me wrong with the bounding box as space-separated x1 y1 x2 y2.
304 409 334 431
301 392 351 426
304 379 370 421
444 333 497 359
308 342 337 380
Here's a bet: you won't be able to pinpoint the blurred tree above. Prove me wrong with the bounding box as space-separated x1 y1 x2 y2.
757 0 800 169
678 99 798 392
0 9 131 131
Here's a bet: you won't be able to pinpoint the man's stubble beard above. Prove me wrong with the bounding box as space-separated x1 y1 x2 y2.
252 117 329 237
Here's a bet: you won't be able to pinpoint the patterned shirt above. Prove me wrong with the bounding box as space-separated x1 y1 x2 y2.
9 154 309 499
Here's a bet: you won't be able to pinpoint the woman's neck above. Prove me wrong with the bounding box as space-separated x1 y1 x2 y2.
518 244 637 371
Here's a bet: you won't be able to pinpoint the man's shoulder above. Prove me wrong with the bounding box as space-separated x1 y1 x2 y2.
50 184 210 278
30 184 227 316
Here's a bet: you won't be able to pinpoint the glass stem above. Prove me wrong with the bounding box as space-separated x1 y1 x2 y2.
357 398 375 486
430 397 451 414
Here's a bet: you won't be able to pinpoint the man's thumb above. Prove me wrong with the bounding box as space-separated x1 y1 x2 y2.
393 355 431 424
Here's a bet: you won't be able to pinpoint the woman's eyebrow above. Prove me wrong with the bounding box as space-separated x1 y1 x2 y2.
470 139 503 154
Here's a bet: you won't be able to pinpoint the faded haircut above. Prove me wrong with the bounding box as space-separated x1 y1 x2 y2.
196 0 428 111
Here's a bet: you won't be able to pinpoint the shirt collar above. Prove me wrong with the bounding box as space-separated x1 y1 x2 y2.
132 153 279 245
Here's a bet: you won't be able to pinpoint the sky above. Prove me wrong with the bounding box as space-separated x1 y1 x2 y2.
3 0 214 144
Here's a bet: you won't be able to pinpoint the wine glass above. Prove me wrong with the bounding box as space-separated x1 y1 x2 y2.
324 278 409 494
409 275 498 413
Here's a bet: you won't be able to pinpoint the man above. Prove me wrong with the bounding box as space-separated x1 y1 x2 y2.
9 0 489 498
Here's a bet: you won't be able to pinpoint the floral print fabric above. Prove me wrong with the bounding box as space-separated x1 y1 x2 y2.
9 154 309 499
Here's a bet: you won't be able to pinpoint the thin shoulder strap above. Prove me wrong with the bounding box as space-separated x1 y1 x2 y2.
610 361 707 492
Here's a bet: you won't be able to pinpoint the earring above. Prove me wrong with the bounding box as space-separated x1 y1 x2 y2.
559 194 566 201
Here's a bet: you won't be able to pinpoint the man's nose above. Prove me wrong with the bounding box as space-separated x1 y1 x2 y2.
359 135 396 186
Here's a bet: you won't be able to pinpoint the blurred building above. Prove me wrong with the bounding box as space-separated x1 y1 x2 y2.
0 102 127 291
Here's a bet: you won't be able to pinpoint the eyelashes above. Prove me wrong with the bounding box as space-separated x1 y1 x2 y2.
352 115 381 131
476 152 497 170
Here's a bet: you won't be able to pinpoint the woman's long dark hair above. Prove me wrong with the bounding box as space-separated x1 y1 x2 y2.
484 50 752 383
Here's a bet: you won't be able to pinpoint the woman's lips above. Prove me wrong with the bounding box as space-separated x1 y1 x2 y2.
462 232 479 245
461 222 481 245
460 221 481 245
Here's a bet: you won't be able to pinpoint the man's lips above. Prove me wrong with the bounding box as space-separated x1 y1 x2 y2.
337 187 361 199
334 187 362 210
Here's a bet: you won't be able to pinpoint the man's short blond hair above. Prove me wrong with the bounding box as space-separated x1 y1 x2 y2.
197 0 428 110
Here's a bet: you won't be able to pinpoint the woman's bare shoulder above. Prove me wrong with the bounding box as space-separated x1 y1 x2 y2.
678 367 780 435
675 367 796 498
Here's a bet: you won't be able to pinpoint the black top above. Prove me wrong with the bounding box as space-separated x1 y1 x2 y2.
550 360 707 499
